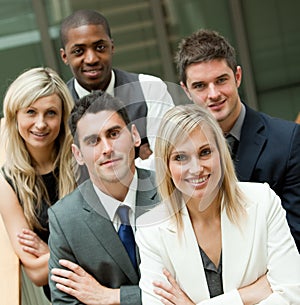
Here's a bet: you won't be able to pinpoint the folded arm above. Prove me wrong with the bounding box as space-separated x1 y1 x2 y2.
0 175 49 286
153 269 272 305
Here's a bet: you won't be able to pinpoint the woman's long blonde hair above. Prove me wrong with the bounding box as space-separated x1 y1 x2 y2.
1 67 76 230
155 104 245 229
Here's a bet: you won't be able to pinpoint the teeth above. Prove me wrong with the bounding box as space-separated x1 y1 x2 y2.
190 176 208 184
32 132 46 136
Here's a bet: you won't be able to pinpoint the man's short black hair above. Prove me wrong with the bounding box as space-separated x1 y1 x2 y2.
60 9 112 47
69 90 131 145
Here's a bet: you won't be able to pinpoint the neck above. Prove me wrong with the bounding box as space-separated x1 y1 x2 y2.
29 146 56 175
186 193 221 223
92 172 134 202
219 99 242 134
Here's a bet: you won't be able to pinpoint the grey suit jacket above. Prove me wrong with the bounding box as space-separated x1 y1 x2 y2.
48 168 159 305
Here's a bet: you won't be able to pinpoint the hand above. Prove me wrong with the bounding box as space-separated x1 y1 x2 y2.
238 273 272 305
51 259 120 305
153 269 195 305
17 228 49 257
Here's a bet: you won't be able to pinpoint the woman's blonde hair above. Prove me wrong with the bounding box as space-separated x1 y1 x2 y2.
1 67 76 230
155 104 245 229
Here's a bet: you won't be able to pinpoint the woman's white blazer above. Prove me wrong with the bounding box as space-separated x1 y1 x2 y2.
136 182 300 305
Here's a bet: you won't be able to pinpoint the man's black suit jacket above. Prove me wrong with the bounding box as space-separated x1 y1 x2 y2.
235 104 300 251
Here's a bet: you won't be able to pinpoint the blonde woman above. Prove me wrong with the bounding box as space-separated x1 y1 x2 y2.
0 67 76 303
136 104 300 305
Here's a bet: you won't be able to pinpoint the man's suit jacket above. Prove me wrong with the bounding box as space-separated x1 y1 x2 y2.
48 168 159 305
236 104 300 251
136 182 300 305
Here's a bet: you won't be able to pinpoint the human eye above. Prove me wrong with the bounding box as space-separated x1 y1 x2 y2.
216 76 228 84
200 147 211 158
46 110 57 116
96 44 106 52
109 129 121 139
173 154 188 162
72 48 83 56
193 83 206 90
86 136 99 146
26 108 35 115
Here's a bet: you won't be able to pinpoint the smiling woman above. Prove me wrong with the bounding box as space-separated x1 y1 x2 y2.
136 104 300 305
16 94 62 165
168 126 222 213
0 67 77 304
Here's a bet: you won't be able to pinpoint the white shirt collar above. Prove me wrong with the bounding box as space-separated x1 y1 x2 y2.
92 170 137 227
106 70 115 96
74 70 115 98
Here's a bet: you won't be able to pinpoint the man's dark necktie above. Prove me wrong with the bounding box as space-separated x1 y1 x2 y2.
226 134 239 161
117 205 137 270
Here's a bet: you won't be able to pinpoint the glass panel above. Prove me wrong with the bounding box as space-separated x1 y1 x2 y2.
0 0 44 115
242 0 300 120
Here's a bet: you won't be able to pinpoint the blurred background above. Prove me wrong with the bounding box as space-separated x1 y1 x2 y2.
0 0 299 121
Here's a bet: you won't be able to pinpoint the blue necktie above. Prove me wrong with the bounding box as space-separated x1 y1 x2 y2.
117 205 137 270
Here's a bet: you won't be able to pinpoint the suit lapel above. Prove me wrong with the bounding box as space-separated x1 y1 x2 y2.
79 180 139 283
135 168 159 218
160 207 210 303
236 105 266 181
159 199 258 300
135 168 159 267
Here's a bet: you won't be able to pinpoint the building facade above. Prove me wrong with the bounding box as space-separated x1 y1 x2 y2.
0 0 299 120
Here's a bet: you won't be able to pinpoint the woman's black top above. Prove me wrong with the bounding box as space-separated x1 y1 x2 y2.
199 246 224 298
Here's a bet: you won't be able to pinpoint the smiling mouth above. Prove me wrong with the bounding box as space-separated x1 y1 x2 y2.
83 68 102 77
208 100 225 108
31 131 49 137
187 175 210 184
100 158 122 166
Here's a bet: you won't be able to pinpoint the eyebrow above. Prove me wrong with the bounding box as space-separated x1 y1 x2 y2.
24 105 59 111
216 73 230 79
71 39 109 48
190 73 229 86
105 125 122 135
170 143 210 154
82 124 123 143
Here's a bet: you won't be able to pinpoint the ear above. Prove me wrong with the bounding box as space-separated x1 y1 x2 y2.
60 48 68 65
131 124 141 147
235 65 242 88
180 81 192 100
72 144 85 165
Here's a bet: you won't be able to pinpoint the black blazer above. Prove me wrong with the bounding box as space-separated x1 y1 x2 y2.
235 104 300 251
48 168 159 305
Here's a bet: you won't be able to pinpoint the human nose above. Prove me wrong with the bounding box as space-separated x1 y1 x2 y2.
207 84 220 100
35 115 47 129
188 156 204 174
84 49 99 65
101 138 113 155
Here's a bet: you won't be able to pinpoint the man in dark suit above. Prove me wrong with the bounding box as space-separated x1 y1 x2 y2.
175 28 300 251
48 91 159 304
59 9 174 163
